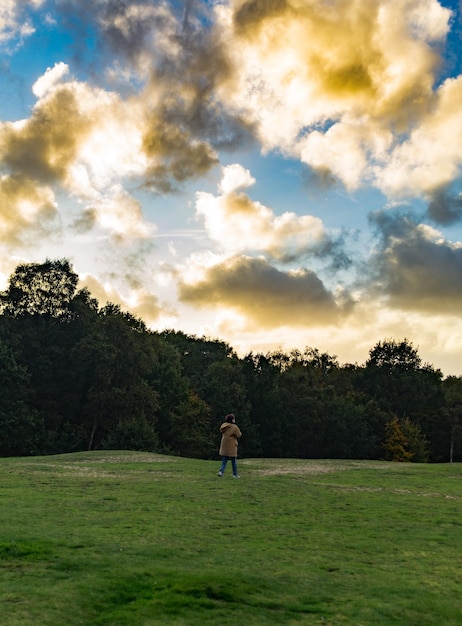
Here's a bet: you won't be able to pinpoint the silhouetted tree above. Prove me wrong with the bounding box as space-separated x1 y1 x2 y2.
0 258 78 319
442 376 462 462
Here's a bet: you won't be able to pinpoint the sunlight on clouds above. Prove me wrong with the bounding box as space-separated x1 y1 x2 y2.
0 65 165 243
214 0 452 191
32 62 69 98
377 77 462 196
194 296 462 376
177 250 225 284
81 271 176 328
299 121 372 190
1 0 462 378
218 163 255 194
77 185 154 242
178 254 348 328
75 99 147 192
0 175 57 245
196 164 326 258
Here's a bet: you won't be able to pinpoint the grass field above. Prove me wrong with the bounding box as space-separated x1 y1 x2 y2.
1 452 461 625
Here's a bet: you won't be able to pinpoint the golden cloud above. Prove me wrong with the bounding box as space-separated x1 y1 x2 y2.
178 254 351 328
0 59 219 244
214 0 452 192
0 174 57 245
0 86 92 184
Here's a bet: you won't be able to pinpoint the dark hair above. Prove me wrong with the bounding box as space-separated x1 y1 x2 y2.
225 413 235 423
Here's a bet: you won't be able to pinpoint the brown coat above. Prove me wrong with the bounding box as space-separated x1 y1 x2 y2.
219 422 242 457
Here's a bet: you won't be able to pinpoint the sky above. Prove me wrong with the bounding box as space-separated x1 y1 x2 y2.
1 0 462 376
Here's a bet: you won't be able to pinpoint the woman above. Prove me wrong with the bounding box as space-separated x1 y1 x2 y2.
217 413 242 478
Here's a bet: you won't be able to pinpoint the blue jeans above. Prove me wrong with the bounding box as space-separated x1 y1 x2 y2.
219 456 238 476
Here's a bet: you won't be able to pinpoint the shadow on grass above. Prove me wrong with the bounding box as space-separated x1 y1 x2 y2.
86 571 328 625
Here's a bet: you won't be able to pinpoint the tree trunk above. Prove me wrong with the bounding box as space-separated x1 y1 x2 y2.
88 420 98 451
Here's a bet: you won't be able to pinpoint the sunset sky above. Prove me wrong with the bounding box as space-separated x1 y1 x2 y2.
1 0 462 375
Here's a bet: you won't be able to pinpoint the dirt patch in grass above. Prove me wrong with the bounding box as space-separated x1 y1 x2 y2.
10 453 180 479
244 459 351 476
87 453 178 464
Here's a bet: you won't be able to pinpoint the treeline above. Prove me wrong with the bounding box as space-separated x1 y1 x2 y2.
0 259 461 462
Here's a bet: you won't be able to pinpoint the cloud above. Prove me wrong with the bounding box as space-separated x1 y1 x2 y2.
0 174 58 246
376 76 462 196
218 163 255 194
178 254 351 328
0 80 94 185
32 62 70 98
0 58 220 243
142 118 218 192
93 0 249 152
73 184 154 242
9 0 457 205
426 186 462 225
213 0 454 194
195 164 345 263
218 0 450 129
0 0 44 48
80 272 165 325
98 0 180 67
369 210 462 313
6 0 460 204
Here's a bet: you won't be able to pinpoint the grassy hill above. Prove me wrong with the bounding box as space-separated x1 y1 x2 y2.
1 452 461 625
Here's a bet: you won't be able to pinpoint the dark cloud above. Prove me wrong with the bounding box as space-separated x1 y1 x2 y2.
369 210 462 313
426 186 462 225
143 31 251 150
0 86 91 184
143 116 218 192
233 0 290 37
312 233 353 271
100 1 176 64
178 255 352 327
273 230 353 270
302 164 340 191
93 0 253 182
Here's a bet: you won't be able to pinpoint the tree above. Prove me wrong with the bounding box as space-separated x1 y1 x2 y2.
362 339 443 459
0 339 43 456
72 304 162 450
167 391 213 458
383 417 413 462
242 352 283 457
0 258 78 319
383 416 429 462
366 339 422 370
442 376 462 462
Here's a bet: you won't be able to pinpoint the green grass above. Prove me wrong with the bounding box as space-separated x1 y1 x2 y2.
1 452 461 625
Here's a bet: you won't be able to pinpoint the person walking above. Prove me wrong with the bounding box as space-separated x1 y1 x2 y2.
217 413 242 478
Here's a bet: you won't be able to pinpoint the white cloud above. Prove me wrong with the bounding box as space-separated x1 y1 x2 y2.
78 184 154 242
218 163 255 194
196 165 326 258
32 62 70 98
376 77 462 196
0 0 45 46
